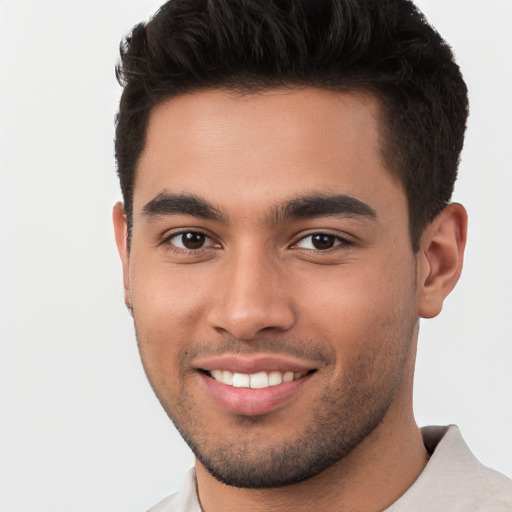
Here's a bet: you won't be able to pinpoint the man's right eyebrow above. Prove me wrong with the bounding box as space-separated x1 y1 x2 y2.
141 191 226 222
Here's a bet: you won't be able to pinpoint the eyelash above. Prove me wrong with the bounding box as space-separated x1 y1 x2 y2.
162 230 352 254
291 232 352 252
162 230 219 253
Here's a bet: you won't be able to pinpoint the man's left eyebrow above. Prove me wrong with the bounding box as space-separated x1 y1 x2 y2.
268 194 377 224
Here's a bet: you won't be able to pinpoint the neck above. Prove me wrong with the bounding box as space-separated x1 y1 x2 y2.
195 340 427 512
195 400 428 511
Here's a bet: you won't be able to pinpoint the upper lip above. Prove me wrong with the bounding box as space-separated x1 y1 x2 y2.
194 354 319 374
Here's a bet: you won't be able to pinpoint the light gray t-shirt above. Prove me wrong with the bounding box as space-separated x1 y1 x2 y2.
147 425 512 511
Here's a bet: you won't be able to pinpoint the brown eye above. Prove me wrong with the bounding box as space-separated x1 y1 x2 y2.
294 233 346 251
167 231 215 250
181 232 206 249
311 234 335 250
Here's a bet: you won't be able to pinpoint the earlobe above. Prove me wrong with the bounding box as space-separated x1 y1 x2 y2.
417 203 468 319
112 202 132 314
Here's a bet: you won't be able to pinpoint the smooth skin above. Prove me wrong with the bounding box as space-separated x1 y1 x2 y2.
114 88 467 512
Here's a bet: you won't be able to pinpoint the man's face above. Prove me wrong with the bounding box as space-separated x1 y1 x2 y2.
117 88 421 488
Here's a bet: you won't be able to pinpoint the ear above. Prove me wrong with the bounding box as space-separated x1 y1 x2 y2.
112 202 132 314
417 203 468 319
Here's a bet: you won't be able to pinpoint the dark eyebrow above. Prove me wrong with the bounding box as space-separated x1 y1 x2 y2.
141 191 226 222
269 194 377 224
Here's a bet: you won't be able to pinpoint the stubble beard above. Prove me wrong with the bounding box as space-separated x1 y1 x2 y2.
136 314 417 490
184 374 402 488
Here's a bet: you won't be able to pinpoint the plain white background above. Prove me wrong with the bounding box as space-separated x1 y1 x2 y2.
0 1 511 510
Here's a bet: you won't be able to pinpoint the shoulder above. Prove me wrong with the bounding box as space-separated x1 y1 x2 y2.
146 469 201 512
387 425 512 511
425 425 512 508
460 456 512 510
146 493 181 512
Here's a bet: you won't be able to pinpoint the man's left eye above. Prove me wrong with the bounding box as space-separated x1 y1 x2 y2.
294 234 345 250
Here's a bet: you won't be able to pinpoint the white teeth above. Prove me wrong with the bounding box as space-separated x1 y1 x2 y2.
283 371 294 383
222 370 233 385
232 373 250 388
268 371 283 386
209 369 307 388
249 372 269 389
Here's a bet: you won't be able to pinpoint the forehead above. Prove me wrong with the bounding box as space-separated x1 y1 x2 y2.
134 88 405 221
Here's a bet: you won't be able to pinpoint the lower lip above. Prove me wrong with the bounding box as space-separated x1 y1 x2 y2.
200 372 313 416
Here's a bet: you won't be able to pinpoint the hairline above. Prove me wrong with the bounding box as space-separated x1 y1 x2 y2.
125 83 419 252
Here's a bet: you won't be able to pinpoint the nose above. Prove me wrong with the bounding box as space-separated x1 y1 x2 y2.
206 246 296 340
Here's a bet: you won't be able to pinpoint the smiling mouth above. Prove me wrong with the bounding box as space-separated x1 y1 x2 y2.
205 369 316 389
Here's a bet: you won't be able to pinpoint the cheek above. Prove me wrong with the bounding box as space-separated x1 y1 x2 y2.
128 262 211 381
130 259 209 326
295 256 417 368
300 258 415 323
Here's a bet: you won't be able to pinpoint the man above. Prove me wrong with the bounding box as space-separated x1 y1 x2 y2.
112 0 512 510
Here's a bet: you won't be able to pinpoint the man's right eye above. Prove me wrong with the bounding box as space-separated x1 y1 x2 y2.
166 231 218 251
